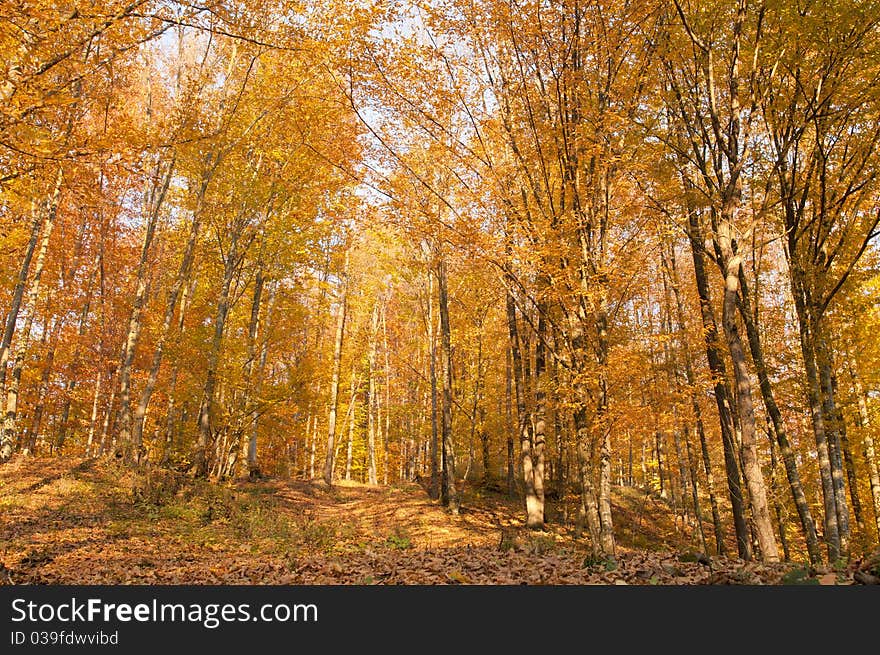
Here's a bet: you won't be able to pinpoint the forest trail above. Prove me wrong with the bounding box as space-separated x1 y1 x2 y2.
2 457 876 585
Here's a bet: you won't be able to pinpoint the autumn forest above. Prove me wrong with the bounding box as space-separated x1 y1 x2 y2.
2 0 880 585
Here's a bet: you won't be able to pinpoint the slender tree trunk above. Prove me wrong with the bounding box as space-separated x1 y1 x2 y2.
816 333 851 553
686 208 751 559
767 424 791 561
426 268 440 499
665 244 724 555
323 253 348 485
160 368 178 466
736 271 821 564
309 413 317 479
683 426 708 554
98 373 117 457
1 168 62 462
248 282 275 476
345 371 356 481
221 266 264 478
574 407 603 555
86 370 102 456
849 362 880 543
507 282 539 527
505 346 515 498
790 267 841 561
26 315 59 455
382 304 391 486
0 211 43 405
656 430 666 498
192 227 239 477
437 257 459 513
116 160 174 463
718 234 779 562
468 328 483 484
367 300 380 486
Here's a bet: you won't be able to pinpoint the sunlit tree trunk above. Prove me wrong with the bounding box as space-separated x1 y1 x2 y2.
685 207 750 560
0 212 42 407
367 299 380 486
247 281 275 477
664 243 724 555
117 159 174 463
848 361 880 543
382 303 391 485
507 280 539 527
505 346 515 498
98 371 117 457
816 334 851 552
345 368 356 481
529 292 547 529
437 256 458 513
26 314 59 455
767 426 790 561
426 266 440 499
574 406 603 555
790 266 841 561
717 218 779 563
192 223 240 477
86 370 102 457
1 168 62 462
323 252 348 485
736 270 821 564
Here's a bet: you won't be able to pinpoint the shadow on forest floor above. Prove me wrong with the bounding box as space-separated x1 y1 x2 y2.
2 456 876 585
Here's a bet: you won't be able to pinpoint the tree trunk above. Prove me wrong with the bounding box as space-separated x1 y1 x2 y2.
595 302 613 553
367 300 380 486
248 281 275 477
382 304 391 485
505 346 515 498
816 333 851 554
767 424 791 561
26 315 59 455
718 238 779 563
507 282 539 527
683 426 708 554
665 243 724 555
116 159 174 463
574 407 603 555
849 362 880 543
685 207 751 559
790 266 841 561
0 211 43 405
98 372 117 457
86 370 102 457
345 372 356 482
323 253 348 485
192 227 239 477
427 268 440 499
736 271 821 564
1 168 62 462
656 429 665 498
309 413 318 479
437 256 458 513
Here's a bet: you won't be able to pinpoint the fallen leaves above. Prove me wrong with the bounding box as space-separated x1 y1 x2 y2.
1 457 877 586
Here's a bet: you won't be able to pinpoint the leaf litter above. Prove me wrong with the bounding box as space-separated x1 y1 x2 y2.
1 457 875 586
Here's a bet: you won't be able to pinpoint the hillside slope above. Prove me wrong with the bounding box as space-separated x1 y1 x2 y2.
2 457 874 585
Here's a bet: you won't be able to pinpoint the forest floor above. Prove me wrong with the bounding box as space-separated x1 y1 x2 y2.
1 456 877 585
